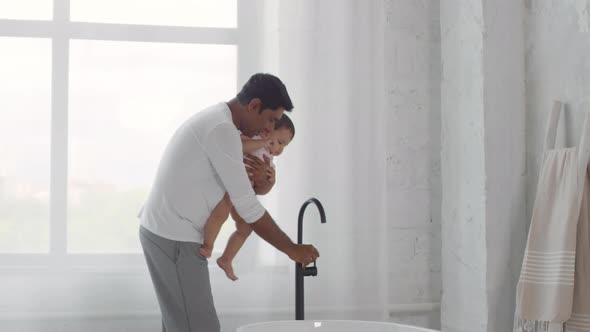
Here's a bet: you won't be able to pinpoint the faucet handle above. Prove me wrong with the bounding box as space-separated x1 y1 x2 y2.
303 261 318 277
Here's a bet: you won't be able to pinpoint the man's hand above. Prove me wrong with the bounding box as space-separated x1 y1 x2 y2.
249 212 320 267
244 154 274 195
287 244 320 267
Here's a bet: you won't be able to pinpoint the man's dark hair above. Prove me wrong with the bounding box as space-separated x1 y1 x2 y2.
275 113 295 140
237 73 294 113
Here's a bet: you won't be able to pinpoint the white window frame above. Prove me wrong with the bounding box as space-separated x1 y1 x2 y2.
0 0 262 269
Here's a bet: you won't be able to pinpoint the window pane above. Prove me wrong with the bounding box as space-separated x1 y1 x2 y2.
0 37 51 253
71 0 237 28
68 40 237 253
0 1 52 20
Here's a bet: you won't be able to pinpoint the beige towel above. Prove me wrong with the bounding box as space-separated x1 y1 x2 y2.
566 170 590 331
515 102 590 332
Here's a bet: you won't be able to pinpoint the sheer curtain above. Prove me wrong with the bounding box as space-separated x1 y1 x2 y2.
212 0 389 327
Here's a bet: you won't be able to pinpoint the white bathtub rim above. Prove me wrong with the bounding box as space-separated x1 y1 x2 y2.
236 319 438 332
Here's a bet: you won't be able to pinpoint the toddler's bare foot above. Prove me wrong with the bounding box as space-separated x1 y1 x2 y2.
217 257 238 281
199 245 212 258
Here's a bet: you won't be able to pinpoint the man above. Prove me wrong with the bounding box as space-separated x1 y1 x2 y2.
138 73 320 332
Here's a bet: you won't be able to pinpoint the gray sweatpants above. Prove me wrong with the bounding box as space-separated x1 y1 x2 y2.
139 226 220 332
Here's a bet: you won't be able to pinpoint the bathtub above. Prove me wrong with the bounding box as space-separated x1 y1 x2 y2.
236 320 439 332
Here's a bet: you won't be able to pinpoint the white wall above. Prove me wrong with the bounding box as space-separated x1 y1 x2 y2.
525 0 590 225
440 0 488 329
482 1 526 331
384 0 442 329
440 0 526 331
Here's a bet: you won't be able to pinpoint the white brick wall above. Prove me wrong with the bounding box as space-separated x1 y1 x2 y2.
439 0 526 331
384 1 442 329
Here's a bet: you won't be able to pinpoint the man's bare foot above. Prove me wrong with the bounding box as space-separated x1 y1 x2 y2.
217 257 238 281
199 245 212 258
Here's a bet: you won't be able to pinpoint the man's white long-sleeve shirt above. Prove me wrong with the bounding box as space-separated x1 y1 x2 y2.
139 102 265 243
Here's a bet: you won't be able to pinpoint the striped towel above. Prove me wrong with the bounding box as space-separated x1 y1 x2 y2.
515 102 590 332
566 169 590 332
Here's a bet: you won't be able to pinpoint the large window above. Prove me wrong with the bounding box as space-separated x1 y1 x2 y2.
0 1 247 263
68 40 236 253
0 1 53 20
70 0 237 28
0 37 52 253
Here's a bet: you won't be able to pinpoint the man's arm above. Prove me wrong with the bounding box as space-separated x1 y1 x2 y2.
249 212 320 266
202 124 266 223
229 207 319 266
202 125 318 265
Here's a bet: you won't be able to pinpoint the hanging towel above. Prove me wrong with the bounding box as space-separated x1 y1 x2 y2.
565 168 590 331
515 101 590 332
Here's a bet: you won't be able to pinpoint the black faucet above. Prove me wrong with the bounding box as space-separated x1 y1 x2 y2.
295 198 327 320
